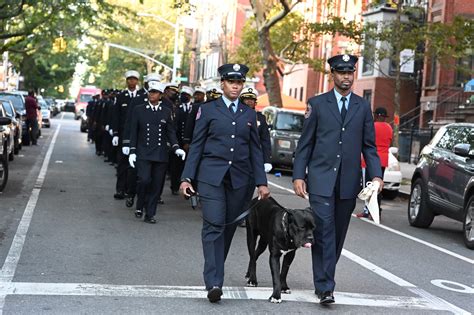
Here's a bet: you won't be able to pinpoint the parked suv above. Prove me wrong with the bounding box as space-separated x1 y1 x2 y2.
0 103 15 161
0 115 12 192
261 107 305 169
408 123 474 249
0 99 23 154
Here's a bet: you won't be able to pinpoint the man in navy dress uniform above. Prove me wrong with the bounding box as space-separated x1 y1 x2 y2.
179 63 270 303
128 81 186 223
293 54 383 304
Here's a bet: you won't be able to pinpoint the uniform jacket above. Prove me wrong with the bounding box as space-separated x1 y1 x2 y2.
175 102 192 146
112 89 146 143
121 89 148 147
129 102 179 162
183 101 204 145
181 97 267 189
292 90 382 199
257 111 271 163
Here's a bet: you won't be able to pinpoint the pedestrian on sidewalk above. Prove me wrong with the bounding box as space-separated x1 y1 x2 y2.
293 54 383 305
179 63 270 303
24 90 40 145
357 106 393 219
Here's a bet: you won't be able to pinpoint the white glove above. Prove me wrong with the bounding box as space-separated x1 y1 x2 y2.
122 146 130 155
112 136 119 146
128 153 136 168
109 129 113 136
105 125 109 131
175 149 186 161
264 163 273 173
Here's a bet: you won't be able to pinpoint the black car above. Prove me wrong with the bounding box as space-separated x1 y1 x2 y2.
0 92 29 144
0 99 23 154
409 123 474 249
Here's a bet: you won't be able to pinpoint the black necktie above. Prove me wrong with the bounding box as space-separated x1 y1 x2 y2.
341 97 347 122
229 102 235 114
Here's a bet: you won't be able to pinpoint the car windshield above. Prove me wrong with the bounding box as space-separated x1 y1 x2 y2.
39 100 49 109
1 101 14 116
275 112 304 132
79 94 93 103
0 93 24 112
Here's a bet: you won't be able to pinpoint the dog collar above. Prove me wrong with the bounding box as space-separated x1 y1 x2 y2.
281 211 293 244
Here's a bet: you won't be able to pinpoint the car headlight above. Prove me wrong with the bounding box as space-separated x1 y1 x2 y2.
278 140 291 149
387 161 400 171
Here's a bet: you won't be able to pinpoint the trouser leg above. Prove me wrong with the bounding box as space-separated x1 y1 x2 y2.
145 162 168 218
136 159 152 211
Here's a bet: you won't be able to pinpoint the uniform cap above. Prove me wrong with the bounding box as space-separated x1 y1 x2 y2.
217 63 249 81
181 86 194 96
125 70 140 79
374 107 388 117
194 86 206 94
327 54 358 72
240 87 258 99
206 86 223 94
145 73 162 83
165 82 180 92
148 81 164 93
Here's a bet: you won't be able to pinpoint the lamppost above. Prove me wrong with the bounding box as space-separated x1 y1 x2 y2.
137 12 179 82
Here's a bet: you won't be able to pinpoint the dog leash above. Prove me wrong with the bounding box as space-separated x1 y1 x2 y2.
198 200 261 228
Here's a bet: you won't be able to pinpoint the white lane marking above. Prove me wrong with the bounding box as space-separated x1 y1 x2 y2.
355 216 474 265
343 249 471 315
431 280 474 294
0 282 449 311
268 180 474 265
0 125 61 313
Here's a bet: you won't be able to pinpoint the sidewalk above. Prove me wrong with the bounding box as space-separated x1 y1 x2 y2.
399 161 417 196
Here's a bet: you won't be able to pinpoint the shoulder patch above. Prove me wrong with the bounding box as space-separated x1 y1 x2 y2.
196 107 201 120
304 104 312 119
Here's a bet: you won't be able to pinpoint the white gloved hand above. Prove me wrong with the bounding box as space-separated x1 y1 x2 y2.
128 153 136 168
175 149 186 161
109 129 113 136
105 125 109 131
264 163 273 173
122 146 130 155
112 136 119 146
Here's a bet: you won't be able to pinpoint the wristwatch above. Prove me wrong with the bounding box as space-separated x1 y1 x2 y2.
180 178 192 183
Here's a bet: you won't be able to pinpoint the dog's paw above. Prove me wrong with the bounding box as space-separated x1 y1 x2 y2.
246 280 258 287
281 289 291 294
269 296 282 304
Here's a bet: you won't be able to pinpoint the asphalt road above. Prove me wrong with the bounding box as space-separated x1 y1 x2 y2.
0 113 472 314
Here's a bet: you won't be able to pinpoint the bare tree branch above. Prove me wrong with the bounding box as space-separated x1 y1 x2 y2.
262 0 300 31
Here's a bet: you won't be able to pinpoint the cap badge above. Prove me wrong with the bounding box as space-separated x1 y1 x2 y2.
248 88 253 93
342 54 350 62
233 64 240 71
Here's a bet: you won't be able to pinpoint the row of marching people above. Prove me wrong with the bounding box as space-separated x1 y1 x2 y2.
85 70 272 224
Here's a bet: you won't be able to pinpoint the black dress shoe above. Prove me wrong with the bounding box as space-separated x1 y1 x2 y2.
126 196 134 208
207 286 222 303
114 192 125 200
317 291 335 304
144 216 156 224
135 209 143 218
157 198 164 205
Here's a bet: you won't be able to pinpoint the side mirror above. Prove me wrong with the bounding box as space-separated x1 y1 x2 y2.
268 124 273 130
453 143 473 158
389 147 398 155
0 116 12 126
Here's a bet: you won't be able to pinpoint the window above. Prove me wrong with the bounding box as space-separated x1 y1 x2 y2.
456 55 473 87
363 90 372 106
275 112 305 132
2 102 14 117
428 56 437 86
0 93 24 112
300 87 304 101
436 127 474 151
362 37 375 76
79 94 93 103
289 88 292 97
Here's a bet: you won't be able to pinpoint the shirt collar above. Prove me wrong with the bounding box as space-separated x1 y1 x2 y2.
148 101 161 110
333 88 352 105
221 95 239 108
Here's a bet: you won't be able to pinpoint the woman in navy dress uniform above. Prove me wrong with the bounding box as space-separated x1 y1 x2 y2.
128 81 186 223
179 63 270 303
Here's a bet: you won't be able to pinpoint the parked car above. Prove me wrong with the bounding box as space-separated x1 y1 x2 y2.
37 97 51 128
261 107 305 169
0 116 12 192
80 112 88 133
408 123 474 249
64 100 76 113
0 91 29 144
0 99 22 154
0 103 14 162
382 147 403 199
44 97 59 116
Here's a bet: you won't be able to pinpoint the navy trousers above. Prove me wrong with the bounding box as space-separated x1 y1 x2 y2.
197 175 249 290
136 159 167 218
309 172 356 293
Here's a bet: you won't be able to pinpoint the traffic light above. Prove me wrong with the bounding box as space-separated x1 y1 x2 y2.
52 37 66 53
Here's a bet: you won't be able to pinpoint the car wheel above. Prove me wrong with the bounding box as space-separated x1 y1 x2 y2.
463 196 474 249
382 189 398 200
0 156 8 192
408 178 434 228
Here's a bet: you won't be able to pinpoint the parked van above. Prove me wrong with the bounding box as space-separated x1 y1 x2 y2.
75 86 101 120
261 107 305 169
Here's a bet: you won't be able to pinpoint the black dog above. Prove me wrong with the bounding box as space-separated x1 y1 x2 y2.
245 197 315 303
